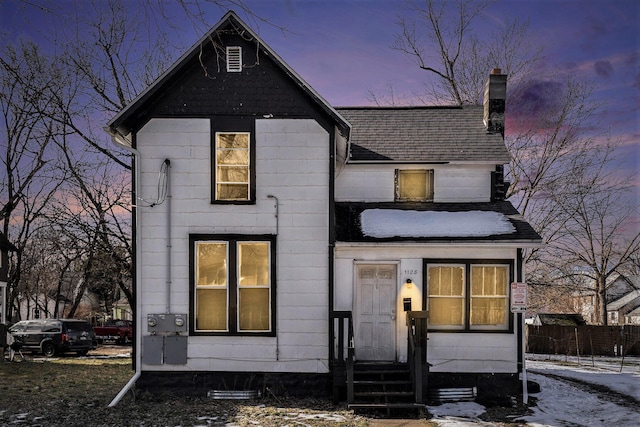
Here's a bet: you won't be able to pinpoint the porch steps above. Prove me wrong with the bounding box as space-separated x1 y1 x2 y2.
348 363 425 416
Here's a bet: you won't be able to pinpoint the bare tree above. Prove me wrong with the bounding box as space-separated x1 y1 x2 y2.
0 41 69 321
392 0 541 105
390 0 637 323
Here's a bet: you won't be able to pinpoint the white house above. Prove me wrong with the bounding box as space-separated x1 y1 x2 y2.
105 11 541 409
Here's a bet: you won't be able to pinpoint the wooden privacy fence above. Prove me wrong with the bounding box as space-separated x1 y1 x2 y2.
526 325 640 356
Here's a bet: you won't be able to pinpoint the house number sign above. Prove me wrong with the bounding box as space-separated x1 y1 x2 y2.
510 282 527 313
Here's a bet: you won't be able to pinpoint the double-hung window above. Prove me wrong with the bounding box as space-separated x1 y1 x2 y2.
191 234 275 335
395 169 434 201
211 118 255 204
426 260 511 331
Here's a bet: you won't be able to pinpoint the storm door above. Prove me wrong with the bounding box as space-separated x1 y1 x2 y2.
354 264 397 361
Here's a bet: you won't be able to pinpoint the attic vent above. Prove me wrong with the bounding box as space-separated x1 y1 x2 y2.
226 46 242 72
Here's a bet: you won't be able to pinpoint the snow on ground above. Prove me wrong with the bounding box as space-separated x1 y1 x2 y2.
427 355 640 427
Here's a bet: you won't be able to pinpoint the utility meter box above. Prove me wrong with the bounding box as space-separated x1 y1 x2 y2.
147 313 187 333
142 335 164 365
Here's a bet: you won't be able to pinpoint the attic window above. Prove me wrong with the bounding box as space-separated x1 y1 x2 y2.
395 169 434 202
226 46 242 72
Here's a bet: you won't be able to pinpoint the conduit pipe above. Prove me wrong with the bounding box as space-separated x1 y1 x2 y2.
164 159 172 313
267 195 279 360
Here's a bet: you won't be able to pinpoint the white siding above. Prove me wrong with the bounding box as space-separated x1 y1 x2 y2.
136 118 330 373
335 244 519 371
335 163 494 202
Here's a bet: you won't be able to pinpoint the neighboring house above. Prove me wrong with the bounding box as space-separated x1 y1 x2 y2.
607 274 639 301
624 306 640 325
607 289 640 325
574 274 640 324
105 11 541 407
532 313 586 326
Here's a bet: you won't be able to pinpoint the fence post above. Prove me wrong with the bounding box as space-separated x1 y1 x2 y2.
575 328 580 364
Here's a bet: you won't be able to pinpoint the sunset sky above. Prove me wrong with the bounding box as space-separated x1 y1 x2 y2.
1 0 638 198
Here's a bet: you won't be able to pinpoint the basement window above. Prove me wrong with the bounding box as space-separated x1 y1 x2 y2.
226 46 242 72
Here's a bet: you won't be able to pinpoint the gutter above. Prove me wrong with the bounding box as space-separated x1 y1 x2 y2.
104 126 142 407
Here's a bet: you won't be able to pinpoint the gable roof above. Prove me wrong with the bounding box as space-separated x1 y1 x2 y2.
107 11 350 141
335 200 542 245
609 274 640 290
607 290 640 311
336 106 511 163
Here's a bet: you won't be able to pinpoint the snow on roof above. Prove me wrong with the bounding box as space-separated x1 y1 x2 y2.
360 209 516 238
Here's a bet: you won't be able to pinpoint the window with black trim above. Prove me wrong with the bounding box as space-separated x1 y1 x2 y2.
211 119 255 204
425 260 512 331
190 234 276 335
395 169 434 201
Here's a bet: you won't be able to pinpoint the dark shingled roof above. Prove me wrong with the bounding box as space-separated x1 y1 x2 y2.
336 106 511 163
335 201 542 244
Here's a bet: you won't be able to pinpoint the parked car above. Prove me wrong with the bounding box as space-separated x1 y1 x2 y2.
8 319 97 356
93 319 133 345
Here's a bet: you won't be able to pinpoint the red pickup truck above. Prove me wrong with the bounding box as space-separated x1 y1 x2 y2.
94 320 133 345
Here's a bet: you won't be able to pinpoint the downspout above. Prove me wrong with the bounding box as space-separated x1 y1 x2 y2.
104 127 142 407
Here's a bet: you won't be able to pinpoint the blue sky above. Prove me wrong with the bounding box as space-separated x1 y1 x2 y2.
1 0 638 191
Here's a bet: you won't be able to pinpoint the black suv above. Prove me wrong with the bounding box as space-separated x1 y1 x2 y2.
8 319 97 356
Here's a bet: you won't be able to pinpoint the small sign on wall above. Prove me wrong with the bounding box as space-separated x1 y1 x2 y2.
510 282 527 313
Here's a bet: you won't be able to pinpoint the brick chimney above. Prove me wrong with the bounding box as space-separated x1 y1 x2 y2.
483 68 507 135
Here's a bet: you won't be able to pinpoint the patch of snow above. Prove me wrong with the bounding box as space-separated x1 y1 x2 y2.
427 355 640 426
360 209 515 238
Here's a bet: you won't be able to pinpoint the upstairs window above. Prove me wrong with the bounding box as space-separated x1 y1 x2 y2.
214 132 250 201
395 169 434 201
226 46 242 72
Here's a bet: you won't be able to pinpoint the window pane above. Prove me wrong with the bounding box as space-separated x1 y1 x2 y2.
238 242 271 331
429 297 464 325
428 266 464 296
196 289 227 330
239 288 270 330
196 243 227 286
217 133 249 149
217 184 249 200
470 266 508 327
398 170 427 200
217 166 249 182
471 298 506 325
217 150 249 165
428 265 465 327
238 242 270 286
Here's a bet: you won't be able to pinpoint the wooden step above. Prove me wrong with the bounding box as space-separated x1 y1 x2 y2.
353 380 412 386
348 402 426 410
355 391 415 398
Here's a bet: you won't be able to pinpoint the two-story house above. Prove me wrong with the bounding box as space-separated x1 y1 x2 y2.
105 11 541 409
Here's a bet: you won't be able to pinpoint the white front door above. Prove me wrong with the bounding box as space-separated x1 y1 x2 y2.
355 264 397 361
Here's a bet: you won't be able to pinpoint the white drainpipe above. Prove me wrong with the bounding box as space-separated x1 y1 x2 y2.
104 127 142 407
